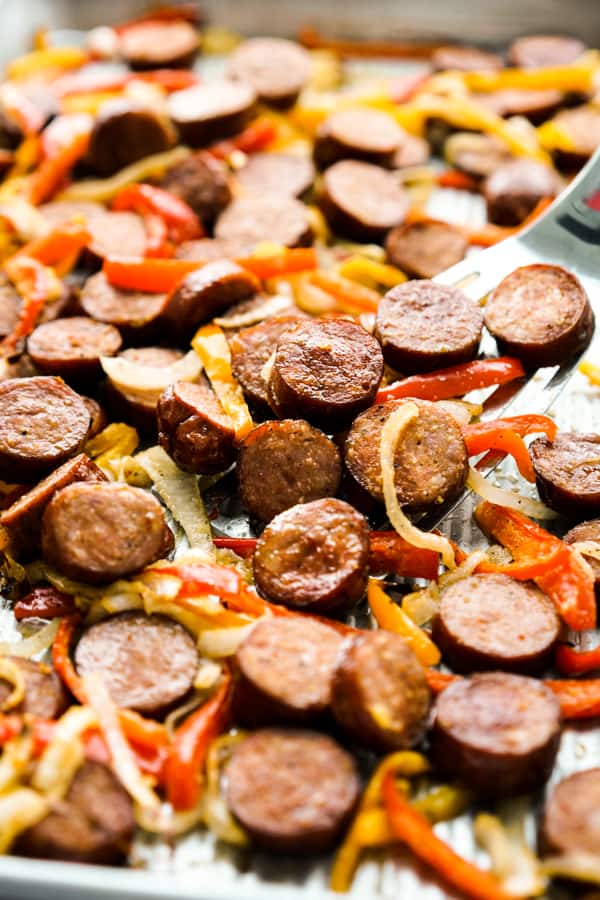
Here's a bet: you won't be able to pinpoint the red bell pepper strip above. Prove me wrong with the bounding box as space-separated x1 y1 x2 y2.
164 668 232 810
52 614 87 702
1 256 59 354
112 183 203 256
382 771 516 900
28 129 91 206
0 713 23 745
555 643 600 676
14 586 75 620
545 678 600 719
462 413 556 483
14 223 90 268
426 669 459 694
376 357 526 404
437 169 480 192
52 69 199 98
153 561 247 601
238 247 317 280
212 536 257 559
209 119 277 160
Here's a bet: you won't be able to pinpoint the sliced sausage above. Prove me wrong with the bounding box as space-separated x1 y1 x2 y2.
483 159 561 227
540 768 600 858
320 159 408 242
564 519 600 592
81 396 108 439
163 258 259 340
530 432 600 517
40 203 147 261
219 294 301 331
74 612 197 716
0 377 91 483
105 346 183 433
236 152 315 198
227 38 311 109
433 573 560 674
168 81 257 147
175 236 256 261
508 34 585 68
87 100 176 177
444 132 514 179
375 280 483 373
392 133 431 169
313 107 406 170
431 44 504 72
15 761 135 865
119 20 200 70
384 220 468 280
0 657 69 719
234 617 344 726
157 379 236 475
268 318 384 430
226 729 360 854
344 398 469 514
331 630 430 752
0 272 21 339
215 193 313 249
238 419 341 522
430 672 561 796
80 271 168 343
41 482 174 584
27 316 122 381
229 315 303 412
551 106 600 169
0 453 106 560
474 89 563 124
484 264 594 368
253 498 369 614
158 151 231 226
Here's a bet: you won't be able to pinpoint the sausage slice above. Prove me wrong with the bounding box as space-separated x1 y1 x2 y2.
483 159 561 226
234 617 344 726
314 107 406 170
484 264 594 368
551 106 600 169
227 38 311 109
74 612 197 716
433 573 560 674
564 519 600 592
384 221 469 280
41 482 174 584
0 657 69 720
320 159 408 242
226 729 360 853
474 89 563 124
236 152 315 198
119 20 200 70
268 318 383 430
530 432 600 517
168 81 257 147
431 45 504 72
344 398 468 514
332 630 430 752
215 193 313 249
430 672 561 796
27 316 122 381
508 34 585 68
0 273 21 339
540 768 600 857
40 203 147 260
229 315 303 413
0 377 91 483
105 346 183 434
253 498 369 614
238 419 341 522
80 272 168 343
159 151 232 226
87 100 175 177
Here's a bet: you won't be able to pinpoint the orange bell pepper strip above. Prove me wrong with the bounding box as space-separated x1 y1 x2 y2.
463 415 556 483
209 119 277 160
40 113 94 159
164 668 232 810
192 323 254 440
545 678 600 719
28 128 91 205
1 256 61 354
103 256 203 292
368 579 441 666
238 247 318 280
309 271 381 314
14 223 90 269
437 169 480 191
382 771 517 900
0 713 23 746
475 501 596 630
425 669 459 694
555 643 600 676
112 183 203 256
377 357 526 404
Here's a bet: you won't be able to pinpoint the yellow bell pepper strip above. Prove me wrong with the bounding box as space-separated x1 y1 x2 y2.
1 256 62 354
8 136 41 178
84 423 139 474
462 52 598 94
579 359 600 386
28 129 91 206
308 270 381 314
368 579 441 666
192 324 254 441
336 255 407 290
7 47 89 80
60 91 124 115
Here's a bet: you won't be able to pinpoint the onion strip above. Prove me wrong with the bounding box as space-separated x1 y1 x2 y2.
0 617 60 658
0 659 25 711
214 294 292 329
572 540 600 561
100 350 203 402
0 788 49 853
32 707 96 800
466 466 558 520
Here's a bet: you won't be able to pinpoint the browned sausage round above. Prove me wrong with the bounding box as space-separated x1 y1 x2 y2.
474 89 563 124
268 318 384 430
74 612 197 716
320 160 408 242
227 38 311 109
41 482 174 584
236 152 315 198
0 657 69 720
40 203 147 261
163 259 259 340
344 398 469 514
229 315 303 413
0 453 106 560
175 236 256 261
27 316 122 381
508 34 585 68
168 81 257 147
392 133 431 169
87 100 176 177
226 729 360 853
432 574 560 674
483 159 561 226
552 106 600 170
15 760 135 864
106 346 183 433
157 379 236 475
253 498 369 614
332 630 430 752
444 132 513 179
158 151 232 226
81 396 108 439
238 419 341 522
530 432 600 517
0 272 20 339
564 519 600 593
384 221 468 280
540 768 600 858
430 672 561 796
313 107 406 170
215 193 313 249
431 44 504 72
119 20 200 70
0 377 91 483
80 272 168 343
484 264 594 368
234 617 344 726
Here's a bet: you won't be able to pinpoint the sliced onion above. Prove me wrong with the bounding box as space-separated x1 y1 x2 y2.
380 401 456 569
164 693 205 740
436 399 482 427
0 788 49 853
0 659 25 711
214 294 292 329
402 585 440 627
467 466 558 520
197 622 257 658
0 618 60 659
32 707 96 800
260 351 276 385
439 549 489 590
203 732 249 846
135 798 205 837
194 659 223 692
542 852 600 883
100 351 203 405
572 540 600 561
0 735 33 794
475 812 547 897
82 672 160 810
